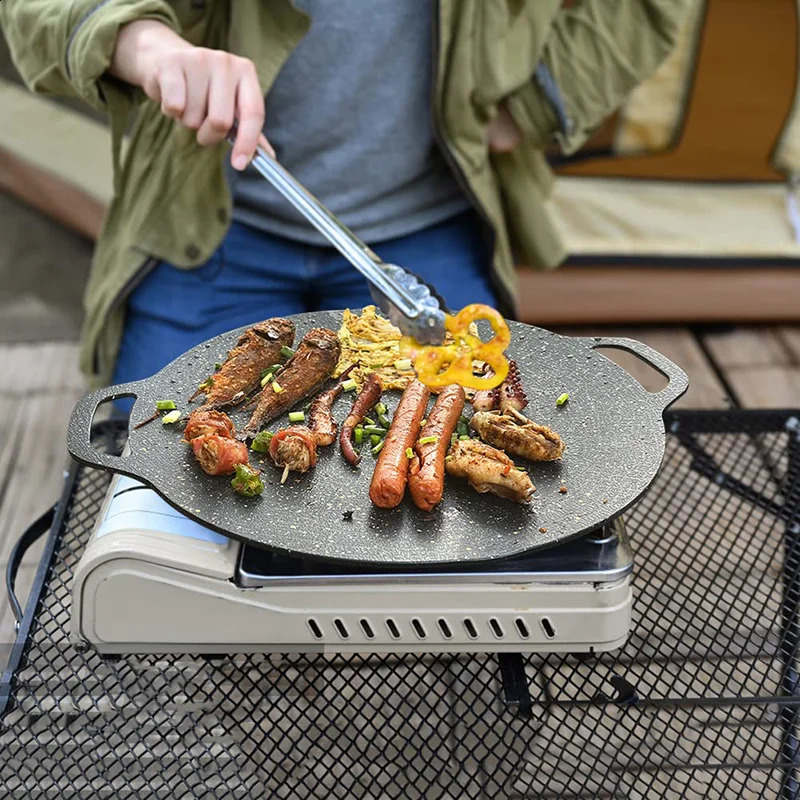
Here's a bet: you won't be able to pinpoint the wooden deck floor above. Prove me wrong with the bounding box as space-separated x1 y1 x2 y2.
1 327 799 661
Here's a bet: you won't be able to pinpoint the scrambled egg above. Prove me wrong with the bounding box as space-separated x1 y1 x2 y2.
334 306 414 391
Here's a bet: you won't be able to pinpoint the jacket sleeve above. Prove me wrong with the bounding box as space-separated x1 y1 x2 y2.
0 0 180 112
505 0 691 155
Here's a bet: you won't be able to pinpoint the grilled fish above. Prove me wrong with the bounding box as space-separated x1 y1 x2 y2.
191 318 295 410
445 439 535 504
470 407 565 462
239 327 341 440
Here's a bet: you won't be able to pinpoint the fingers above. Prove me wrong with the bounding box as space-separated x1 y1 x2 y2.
155 62 186 119
196 59 236 147
181 52 210 130
231 67 266 169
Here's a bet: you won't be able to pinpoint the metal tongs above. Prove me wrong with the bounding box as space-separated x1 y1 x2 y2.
228 131 447 345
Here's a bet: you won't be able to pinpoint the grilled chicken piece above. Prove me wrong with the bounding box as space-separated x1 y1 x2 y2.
191 434 249 476
239 328 341 440
190 318 295 409
308 365 354 447
184 409 236 441
470 408 564 462
445 439 535 504
269 426 318 482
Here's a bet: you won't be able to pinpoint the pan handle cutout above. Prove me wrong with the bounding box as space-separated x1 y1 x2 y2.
582 337 689 412
66 380 150 474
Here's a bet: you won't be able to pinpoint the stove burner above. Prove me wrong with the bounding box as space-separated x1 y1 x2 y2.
237 517 632 587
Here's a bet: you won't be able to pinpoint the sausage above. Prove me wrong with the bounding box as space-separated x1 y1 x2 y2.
340 373 383 466
408 384 465 511
191 434 249 476
369 380 430 508
309 365 354 446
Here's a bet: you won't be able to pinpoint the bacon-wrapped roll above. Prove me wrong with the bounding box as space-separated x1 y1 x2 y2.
191 434 249 476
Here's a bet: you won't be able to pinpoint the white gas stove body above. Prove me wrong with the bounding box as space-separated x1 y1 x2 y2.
71 476 633 655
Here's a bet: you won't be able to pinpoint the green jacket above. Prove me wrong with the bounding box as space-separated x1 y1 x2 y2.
1 0 688 386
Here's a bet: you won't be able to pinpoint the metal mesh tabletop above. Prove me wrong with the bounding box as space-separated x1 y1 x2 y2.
2 410 800 799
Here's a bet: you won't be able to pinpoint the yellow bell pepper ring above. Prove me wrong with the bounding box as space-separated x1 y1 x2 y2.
401 304 511 391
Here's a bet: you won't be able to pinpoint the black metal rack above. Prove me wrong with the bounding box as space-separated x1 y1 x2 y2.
1 409 799 799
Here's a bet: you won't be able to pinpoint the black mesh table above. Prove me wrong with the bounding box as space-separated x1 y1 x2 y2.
2 409 800 799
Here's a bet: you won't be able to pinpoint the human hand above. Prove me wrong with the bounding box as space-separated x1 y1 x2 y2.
110 19 272 169
488 102 522 153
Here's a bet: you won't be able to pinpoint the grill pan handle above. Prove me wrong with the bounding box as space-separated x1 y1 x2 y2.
67 380 150 474
582 336 689 412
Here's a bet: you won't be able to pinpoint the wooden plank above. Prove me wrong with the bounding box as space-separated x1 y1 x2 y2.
723 365 800 408
778 327 800 362
555 327 729 409
701 327 790 368
518 267 800 325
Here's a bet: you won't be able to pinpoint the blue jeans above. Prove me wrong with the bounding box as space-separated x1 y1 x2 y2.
113 210 496 385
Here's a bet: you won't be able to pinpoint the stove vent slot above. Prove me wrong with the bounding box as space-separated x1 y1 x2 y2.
359 619 375 640
333 618 350 640
463 618 479 639
307 619 324 640
541 617 556 639
386 618 402 639
488 618 505 639
411 618 428 640
437 618 453 640
514 617 530 639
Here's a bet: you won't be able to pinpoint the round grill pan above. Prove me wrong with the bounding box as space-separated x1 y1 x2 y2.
67 311 688 567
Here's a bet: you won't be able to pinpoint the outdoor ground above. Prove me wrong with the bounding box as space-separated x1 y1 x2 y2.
1 194 799 664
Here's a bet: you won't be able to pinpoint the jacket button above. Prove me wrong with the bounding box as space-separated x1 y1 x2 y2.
217 208 227 223
185 244 200 261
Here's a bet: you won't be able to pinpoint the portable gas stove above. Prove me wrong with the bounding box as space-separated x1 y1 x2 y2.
70 474 633 655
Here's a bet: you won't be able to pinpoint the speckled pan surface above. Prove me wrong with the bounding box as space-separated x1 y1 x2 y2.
68 310 688 567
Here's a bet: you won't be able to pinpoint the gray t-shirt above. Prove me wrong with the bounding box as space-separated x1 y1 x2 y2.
229 0 469 246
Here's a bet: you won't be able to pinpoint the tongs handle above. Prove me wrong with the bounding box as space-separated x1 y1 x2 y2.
228 128 439 327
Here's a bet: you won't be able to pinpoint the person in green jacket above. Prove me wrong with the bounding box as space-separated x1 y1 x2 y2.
0 1 689 387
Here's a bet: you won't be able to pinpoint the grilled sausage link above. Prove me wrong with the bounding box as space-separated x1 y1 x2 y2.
340 373 382 466
408 384 465 511
369 380 430 508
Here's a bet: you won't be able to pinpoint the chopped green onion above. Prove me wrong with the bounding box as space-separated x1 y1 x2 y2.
371 439 385 456
363 425 388 436
419 435 438 445
231 463 264 497
375 402 387 415
370 434 380 447
459 435 470 441
268 363 283 374
451 434 458 446
214 363 222 371
251 431 274 453
420 419 427 427
515 466 527 472
354 428 364 447
260 372 274 388
280 346 295 359
456 422 469 438
377 412 391 428
394 359 412 371
288 411 305 423
161 410 181 425
156 400 176 411
272 381 283 393
405 447 414 458
198 376 214 391
556 392 570 407
459 415 470 426
364 416 376 426
342 378 357 392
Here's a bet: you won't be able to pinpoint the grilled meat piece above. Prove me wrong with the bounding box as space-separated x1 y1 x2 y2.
239 328 341 440
340 373 383 466
470 407 564 462
191 434 249 476
309 365 354 447
184 409 235 441
269 426 318 482
408 384 465 512
190 318 295 409
445 439 535 504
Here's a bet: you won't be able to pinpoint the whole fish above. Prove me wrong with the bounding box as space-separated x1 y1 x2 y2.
239 327 341 440
190 318 295 410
